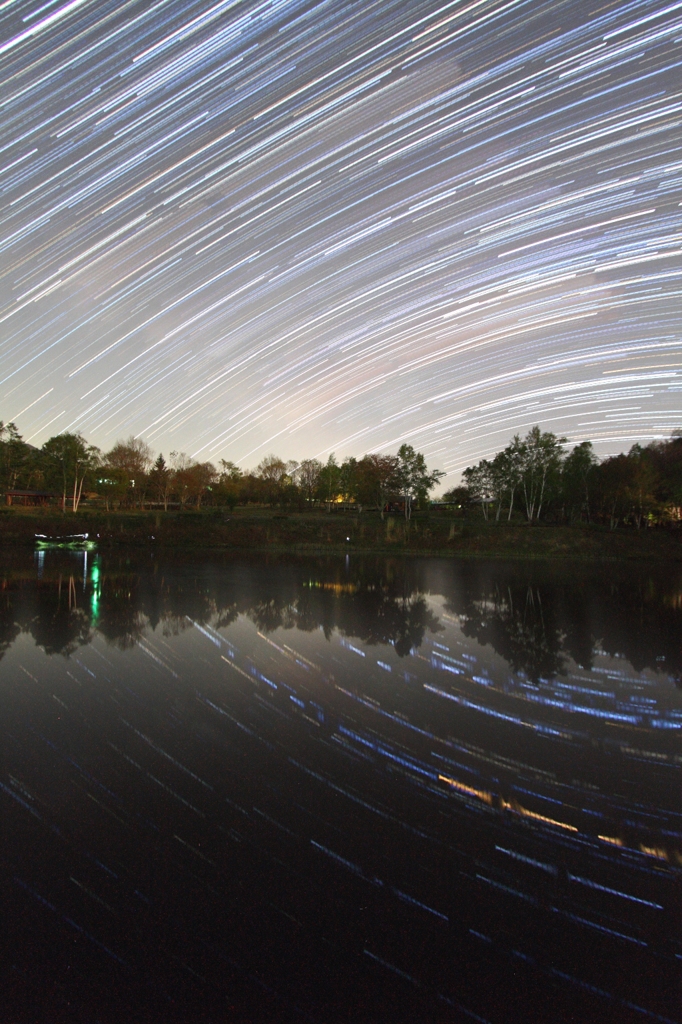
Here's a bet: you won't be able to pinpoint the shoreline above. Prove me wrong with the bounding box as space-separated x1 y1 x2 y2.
1 508 681 561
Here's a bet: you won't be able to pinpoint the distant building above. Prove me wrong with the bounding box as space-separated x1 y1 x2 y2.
5 490 56 507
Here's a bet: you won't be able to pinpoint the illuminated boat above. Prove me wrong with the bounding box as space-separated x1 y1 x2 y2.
35 533 97 551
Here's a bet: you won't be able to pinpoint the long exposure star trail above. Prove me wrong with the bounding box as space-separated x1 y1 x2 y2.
1 0 680 480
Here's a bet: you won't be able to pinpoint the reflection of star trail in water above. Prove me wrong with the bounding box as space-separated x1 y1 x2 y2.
1 553 681 1021
1 1 681 479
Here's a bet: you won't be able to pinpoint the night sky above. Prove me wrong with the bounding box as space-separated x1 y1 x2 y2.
1 0 680 483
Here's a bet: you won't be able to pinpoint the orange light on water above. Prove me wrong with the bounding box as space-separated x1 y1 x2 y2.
598 835 623 846
501 798 578 832
439 774 493 805
639 844 668 861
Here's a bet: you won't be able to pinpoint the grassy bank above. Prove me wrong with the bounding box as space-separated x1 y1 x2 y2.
1 506 681 560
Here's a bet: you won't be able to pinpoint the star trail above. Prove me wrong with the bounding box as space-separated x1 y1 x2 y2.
1 0 680 481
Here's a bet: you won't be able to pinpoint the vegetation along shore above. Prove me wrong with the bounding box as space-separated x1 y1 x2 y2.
0 419 680 558
1 508 681 562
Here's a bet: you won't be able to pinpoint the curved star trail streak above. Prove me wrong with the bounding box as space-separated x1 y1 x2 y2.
1 0 680 481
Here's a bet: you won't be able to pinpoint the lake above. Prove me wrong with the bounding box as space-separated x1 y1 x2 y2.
1 550 680 1023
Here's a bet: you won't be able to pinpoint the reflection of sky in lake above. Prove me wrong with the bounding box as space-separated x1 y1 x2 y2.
1 553 680 1023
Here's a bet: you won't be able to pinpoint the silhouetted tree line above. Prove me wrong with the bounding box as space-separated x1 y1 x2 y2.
0 420 442 517
3 418 681 526
445 425 682 527
432 559 682 683
0 557 442 661
1 555 679 684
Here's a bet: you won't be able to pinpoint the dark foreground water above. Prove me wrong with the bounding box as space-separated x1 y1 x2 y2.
1 550 681 1023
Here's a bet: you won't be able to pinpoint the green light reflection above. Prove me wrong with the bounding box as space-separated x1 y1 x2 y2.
90 557 101 624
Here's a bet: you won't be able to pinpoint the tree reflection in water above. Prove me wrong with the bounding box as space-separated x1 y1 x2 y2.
434 559 682 684
0 581 21 660
96 575 148 650
455 584 567 682
0 552 680 684
0 555 444 660
29 575 93 657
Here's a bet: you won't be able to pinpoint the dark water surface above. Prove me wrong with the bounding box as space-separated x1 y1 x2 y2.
1 550 681 1023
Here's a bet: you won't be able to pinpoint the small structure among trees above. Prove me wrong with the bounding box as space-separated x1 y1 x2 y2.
5 490 55 507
